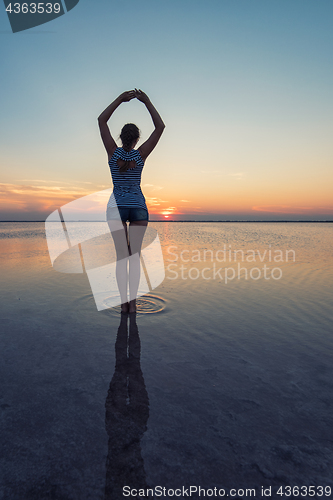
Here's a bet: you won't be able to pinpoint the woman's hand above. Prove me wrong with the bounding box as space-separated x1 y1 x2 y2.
134 88 150 104
119 90 136 102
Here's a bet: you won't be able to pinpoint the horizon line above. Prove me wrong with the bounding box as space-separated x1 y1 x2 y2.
1 220 333 223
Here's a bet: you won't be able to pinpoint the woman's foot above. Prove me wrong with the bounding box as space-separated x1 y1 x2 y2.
128 299 136 313
121 302 129 313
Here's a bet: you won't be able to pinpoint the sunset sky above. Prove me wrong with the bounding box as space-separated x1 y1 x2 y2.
0 0 332 220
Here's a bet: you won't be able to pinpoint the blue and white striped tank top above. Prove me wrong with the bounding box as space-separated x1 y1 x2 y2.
107 147 147 211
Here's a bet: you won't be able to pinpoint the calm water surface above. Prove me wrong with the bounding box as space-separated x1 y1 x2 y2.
1 222 333 499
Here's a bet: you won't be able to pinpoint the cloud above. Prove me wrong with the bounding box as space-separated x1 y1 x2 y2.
143 184 164 192
199 171 245 180
160 206 179 215
228 172 245 180
145 196 169 207
18 179 73 184
0 182 96 215
252 205 333 214
144 198 181 215
180 199 190 202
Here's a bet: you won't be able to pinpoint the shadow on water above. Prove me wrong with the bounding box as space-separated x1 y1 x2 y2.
104 313 149 499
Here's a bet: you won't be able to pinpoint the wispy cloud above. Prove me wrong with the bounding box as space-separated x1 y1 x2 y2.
199 171 245 180
252 205 333 214
228 172 245 180
0 182 96 214
18 179 74 184
180 199 190 203
143 184 164 192
160 206 179 215
18 179 109 188
144 197 181 215
145 196 169 207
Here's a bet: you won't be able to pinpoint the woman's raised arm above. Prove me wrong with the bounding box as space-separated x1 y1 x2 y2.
98 91 135 159
135 89 165 160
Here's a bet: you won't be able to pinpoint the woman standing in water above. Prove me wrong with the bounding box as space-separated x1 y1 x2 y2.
98 89 165 313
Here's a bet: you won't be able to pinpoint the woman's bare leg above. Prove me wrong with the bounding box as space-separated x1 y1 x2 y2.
108 220 130 312
128 220 148 313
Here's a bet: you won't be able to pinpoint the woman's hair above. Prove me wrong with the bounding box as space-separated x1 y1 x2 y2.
118 123 140 173
120 123 140 151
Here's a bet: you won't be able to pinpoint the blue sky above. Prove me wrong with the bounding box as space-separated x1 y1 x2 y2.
1 0 332 220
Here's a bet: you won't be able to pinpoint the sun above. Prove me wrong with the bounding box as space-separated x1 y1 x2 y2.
164 215 169 219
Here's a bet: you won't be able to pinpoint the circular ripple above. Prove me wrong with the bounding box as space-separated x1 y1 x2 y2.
135 294 166 314
75 293 166 315
103 294 166 315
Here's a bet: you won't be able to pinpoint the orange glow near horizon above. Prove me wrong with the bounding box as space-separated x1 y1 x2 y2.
1 180 333 220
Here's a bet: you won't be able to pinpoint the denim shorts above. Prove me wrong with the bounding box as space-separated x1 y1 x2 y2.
107 206 149 223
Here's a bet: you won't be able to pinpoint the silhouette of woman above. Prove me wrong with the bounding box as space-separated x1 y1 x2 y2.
104 313 149 499
98 89 165 313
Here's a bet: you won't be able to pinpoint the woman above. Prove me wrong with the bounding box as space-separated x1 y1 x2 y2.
98 89 165 313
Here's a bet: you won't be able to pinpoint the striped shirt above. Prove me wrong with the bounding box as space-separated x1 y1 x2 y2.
107 147 147 211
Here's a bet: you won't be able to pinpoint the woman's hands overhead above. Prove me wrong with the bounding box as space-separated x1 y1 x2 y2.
98 89 164 161
119 90 136 102
134 89 150 104
118 89 150 103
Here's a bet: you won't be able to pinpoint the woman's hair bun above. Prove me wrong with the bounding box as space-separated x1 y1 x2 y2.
120 123 140 151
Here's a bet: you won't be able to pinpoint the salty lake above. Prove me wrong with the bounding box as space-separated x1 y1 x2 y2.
1 222 333 499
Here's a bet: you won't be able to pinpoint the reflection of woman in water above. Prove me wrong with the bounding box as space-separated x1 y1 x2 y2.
104 313 149 499
98 89 165 313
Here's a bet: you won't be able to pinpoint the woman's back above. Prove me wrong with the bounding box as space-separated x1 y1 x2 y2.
108 147 147 210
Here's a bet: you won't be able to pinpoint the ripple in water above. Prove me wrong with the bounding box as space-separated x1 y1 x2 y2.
135 294 166 314
75 293 166 315
104 294 166 315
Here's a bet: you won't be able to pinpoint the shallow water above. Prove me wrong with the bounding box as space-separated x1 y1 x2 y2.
0 222 333 499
